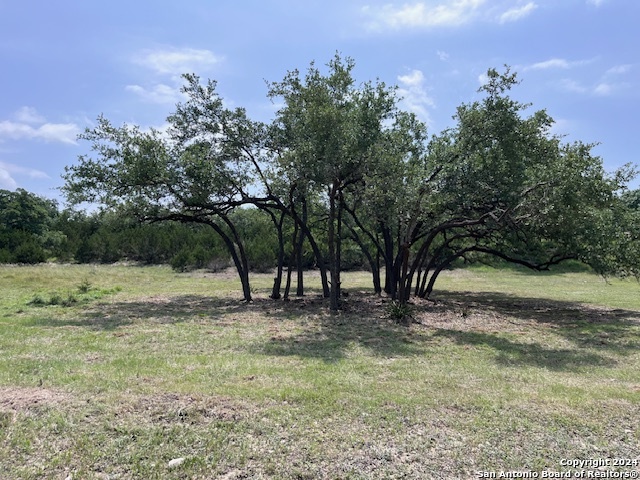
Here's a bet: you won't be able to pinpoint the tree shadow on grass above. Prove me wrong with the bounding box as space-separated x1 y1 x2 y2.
433 329 618 370
22 295 251 331
426 290 640 357
254 294 429 362
19 288 640 372
255 291 636 370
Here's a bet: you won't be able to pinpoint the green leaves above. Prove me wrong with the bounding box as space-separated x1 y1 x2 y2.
61 60 639 305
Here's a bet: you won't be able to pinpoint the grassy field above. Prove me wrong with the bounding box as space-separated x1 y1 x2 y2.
0 263 639 479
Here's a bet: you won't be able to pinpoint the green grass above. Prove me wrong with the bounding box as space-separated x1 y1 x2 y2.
0 264 639 479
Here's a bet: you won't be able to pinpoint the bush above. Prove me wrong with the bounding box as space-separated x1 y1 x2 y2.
28 294 47 306
77 278 93 293
0 249 11 263
170 248 194 272
13 240 47 264
192 245 213 269
247 240 276 273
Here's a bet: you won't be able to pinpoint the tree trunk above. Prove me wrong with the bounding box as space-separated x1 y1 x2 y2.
270 210 287 300
284 219 299 300
397 243 411 305
381 225 395 295
296 198 307 296
328 182 340 311
206 218 252 302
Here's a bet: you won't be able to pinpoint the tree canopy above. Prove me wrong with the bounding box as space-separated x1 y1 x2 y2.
62 56 639 311
0 188 62 263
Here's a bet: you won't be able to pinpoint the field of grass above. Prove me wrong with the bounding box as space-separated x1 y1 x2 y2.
0 263 639 479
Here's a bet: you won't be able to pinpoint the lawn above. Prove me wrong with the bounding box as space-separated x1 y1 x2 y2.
0 264 639 479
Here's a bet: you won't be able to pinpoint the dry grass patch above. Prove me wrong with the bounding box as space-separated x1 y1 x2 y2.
0 387 71 413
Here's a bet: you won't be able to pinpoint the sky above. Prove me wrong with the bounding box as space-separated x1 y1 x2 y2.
0 0 638 203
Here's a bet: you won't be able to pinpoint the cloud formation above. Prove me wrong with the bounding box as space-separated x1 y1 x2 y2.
127 47 222 104
0 168 18 190
362 0 487 30
559 78 619 97
605 64 632 76
0 108 80 144
530 59 632 97
362 0 540 30
499 2 537 23
524 57 593 71
397 69 435 123
133 47 222 76
125 83 183 105
0 160 49 190
15 106 46 124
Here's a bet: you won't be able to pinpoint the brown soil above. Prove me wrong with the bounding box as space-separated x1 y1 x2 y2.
0 387 70 413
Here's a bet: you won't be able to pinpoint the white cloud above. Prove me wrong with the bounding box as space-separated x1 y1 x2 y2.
362 0 538 30
398 69 426 88
0 168 18 190
15 106 46 124
128 47 222 104
587 0 606 6
362 0 487 30
125 83 183 104
548 118 572 137
499 2 537 24
558 79 589 94
0 108 80 145
558 79 619 97
133 47 222 76
605 64 632 76
397 69 435 123
437 50 450 61
0 161 49 179
0 121 80 144
0 161 49 190
36 123 81 144
524 58 594 71
522 58 594 71
593 83 613 96
527 58 571 70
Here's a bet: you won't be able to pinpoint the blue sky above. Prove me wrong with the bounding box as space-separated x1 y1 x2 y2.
0 0 638 202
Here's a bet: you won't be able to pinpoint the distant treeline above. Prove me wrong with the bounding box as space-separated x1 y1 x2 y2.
0 188 368 272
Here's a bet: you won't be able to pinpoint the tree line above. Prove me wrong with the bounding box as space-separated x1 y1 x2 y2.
35 55 640 310
1 191 362 274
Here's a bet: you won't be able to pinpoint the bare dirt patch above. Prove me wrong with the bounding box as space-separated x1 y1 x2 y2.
0 386 70 413
114 392 258 426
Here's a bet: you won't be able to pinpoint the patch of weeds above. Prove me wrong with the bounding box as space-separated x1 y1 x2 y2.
0 411 12 428
62 293 79 307
48 293 79 307
77 278 93 294
27 294 47 306
26 285 121 309
48 293 64 306
386 300 413 324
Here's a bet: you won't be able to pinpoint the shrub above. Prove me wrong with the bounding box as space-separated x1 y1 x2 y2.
385 300 413 324
77 278 93 293
170 248 194 272
13 241 46 264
